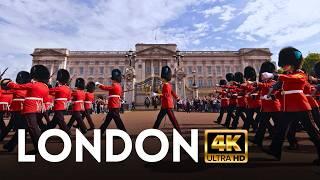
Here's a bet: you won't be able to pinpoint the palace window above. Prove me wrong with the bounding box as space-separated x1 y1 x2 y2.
197 66 202 74
89 67 94 75
208 79 213 87
69 67 74 75
198 78 203 87
119 66 124 73
207 66 212 74
216 66 221 76
225 66 231 73
188 66 193 74
188 78 193 86
99 67 104 74
79 67 84 75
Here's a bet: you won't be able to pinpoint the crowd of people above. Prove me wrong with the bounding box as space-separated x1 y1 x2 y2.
0 46 320 165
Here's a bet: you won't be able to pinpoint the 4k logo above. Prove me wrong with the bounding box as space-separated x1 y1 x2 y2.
204 130 248 163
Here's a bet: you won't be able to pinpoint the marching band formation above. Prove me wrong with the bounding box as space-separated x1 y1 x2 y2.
0 46 319 165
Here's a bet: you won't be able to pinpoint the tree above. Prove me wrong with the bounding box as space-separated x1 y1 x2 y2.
302 53 320 75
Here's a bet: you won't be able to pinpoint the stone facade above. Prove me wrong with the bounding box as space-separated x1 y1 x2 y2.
32 43 272 105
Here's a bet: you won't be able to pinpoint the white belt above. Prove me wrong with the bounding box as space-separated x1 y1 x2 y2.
84 101 92 104
12 98 25 102
281 90 303 95
0 102 10 111
221 98 229 100
55 98 68 101
73 100 84 110
108 95 120 98
73 100 84 103
25 97 43 101
25 97 44 112
305 94 311 97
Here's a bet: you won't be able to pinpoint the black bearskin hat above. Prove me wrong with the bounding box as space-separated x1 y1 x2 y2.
234 72 244 84
16 71 31 84
30 65 50 83
86 81 96 93
75 78 85 90
226 73 234 82
57 69 70 84
278 47 303 69
161 66 172 82
260 61 276 74
244 66 257 81
314 61 320 78
111 69 122 83
1 79 11 90
219 79 227 86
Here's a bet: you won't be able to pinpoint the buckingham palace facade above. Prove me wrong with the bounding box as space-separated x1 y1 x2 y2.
31 43 272 105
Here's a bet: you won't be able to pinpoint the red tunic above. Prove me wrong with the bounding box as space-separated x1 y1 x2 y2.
303 83 318 108
44 95 53 111
8 81 49 114
258 80 281 112
98 83 122 109
236 85 246 108
71 89 86 111
245 83 261 109
10 89 27 112
161 82 178 109
84 92 95 110
228 84 238 106
0 90 13 111
278 71 311 112
50 85 72 111
217 86 229 107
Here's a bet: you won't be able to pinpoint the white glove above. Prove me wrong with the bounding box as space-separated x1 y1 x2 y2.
261 72 274 80
262 95 271 100
95 82 102 86
151 92 159 97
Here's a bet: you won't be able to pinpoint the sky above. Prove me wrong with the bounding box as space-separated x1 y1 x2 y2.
1 0 320 78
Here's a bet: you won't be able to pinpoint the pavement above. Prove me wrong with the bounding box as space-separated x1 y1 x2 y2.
0 111 319 180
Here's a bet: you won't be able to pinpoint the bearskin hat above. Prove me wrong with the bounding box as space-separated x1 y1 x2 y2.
260 61 276 74
278 47 303 69
1 79 11 90
16 71 31 84
75 78 85 90
30 65 50 83
86 81 96 93
234 72 244 84
314 61 320 78
56 69 70 84
244 66 257 81
219 79 227 86
111 69 122 83
161 66 172 82
226 73 234 82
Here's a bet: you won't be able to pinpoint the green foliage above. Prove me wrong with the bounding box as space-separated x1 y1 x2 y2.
302 53 320 75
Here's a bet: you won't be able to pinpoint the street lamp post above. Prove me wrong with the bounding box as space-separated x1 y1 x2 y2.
192 70 198 99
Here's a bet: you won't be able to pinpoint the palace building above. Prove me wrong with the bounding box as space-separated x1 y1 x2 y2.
32 43 272 106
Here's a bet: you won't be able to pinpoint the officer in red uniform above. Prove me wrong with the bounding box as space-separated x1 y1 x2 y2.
243 66 262 131
262 47 320 165
314 62 320 111
215 79 228 124
252 62 281 147
82 81 95 130
1 65 50 154
67 78 87 134
152 66 181 133
231 72 247 129
46 69 72 134
96 69 126 133
223 73 237 127
0 71 30 145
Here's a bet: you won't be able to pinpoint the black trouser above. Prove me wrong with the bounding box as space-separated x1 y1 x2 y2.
216 106 227 124
254 112 279 146
270 111 320 159
244 108 260 131
0 112 6 133
100 108 126 134
311 107 320 129
4 113 27 150
153 108 181 133
36 112 49 131
47 110 70 134
25 113 42 151
224 105 236 128
0 112 19 141
67 111 87 134
82 109 95 129
231 107 247 129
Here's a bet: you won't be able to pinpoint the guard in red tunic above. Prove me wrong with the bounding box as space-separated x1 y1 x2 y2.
67 78 87 134
1 65 50 154
82 81 95 130
231 72 247 129
252 62 281 147
46 69 72 134
224 73 237 128
0 71 30 145
262 47 320 165
215 79 228 124
96 69 126 133
243 66 261 131
314 62 320 111
152 66 181 133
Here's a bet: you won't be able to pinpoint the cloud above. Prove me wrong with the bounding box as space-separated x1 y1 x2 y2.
235 0 320 47
201 5 236 21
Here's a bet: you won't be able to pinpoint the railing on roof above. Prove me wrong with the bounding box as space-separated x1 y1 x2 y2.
70 51 128 55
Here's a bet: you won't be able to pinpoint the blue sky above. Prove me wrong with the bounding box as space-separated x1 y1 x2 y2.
1 0 320 78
